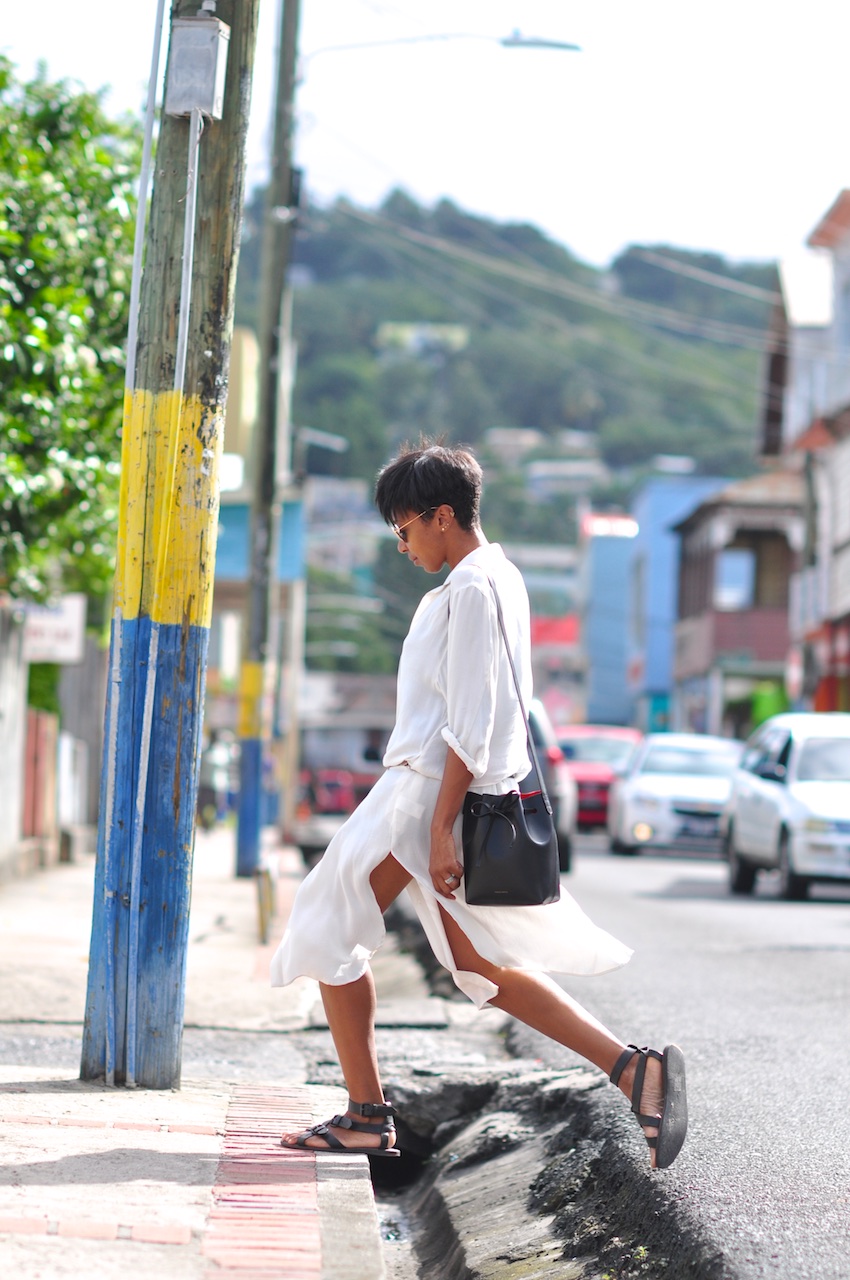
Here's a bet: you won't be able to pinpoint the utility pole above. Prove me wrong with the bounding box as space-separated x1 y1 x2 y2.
236 0 302 877
81 0 260 1089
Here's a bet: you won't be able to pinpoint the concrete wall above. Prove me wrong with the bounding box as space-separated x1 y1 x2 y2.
58 634 108 825
0 606 26 874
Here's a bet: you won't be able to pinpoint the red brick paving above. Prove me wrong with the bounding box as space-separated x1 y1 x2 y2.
202 1084 322 1277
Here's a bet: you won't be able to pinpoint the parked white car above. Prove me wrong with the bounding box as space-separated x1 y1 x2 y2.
723 712 850 899
608 732 743 855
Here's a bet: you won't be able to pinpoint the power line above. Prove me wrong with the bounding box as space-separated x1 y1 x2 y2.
630 248 781 303
341 205 776 353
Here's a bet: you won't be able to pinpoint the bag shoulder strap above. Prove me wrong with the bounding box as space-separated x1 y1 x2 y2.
485 574 553 816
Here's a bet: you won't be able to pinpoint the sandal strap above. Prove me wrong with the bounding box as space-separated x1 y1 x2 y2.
289 1114 395 1152
609 1044 664 1118
348 1099 394 1119
609 1043 641 1088
333 1113 393 1141
632 1047 663 1112
631 1047 648 1116
294 1121 346 1152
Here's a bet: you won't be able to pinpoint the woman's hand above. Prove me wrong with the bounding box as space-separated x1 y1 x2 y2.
429 826 464 899
430 747 472 899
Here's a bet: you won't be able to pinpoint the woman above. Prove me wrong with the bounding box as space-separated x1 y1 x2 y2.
271 443 687 1170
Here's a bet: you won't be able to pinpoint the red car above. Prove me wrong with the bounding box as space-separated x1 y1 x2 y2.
558 726 643 831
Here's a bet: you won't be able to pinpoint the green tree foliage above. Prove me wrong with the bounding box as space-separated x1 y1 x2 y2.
481 470 578 546
0 58 141 599
305 563 398 674
371 535 446 664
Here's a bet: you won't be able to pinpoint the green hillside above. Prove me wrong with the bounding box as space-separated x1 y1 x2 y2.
234 190 776 673
235 188 775 494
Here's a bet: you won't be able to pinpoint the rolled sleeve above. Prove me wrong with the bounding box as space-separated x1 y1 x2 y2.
442 580 498 779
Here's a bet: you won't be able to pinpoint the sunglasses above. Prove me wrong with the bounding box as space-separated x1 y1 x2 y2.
392 507 438 542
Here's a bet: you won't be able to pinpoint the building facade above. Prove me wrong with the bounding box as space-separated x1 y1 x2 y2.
762 191 850 711
627 474 728 732
672 471 804 737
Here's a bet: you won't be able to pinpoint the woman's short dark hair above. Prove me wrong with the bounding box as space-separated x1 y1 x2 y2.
374 442 482 531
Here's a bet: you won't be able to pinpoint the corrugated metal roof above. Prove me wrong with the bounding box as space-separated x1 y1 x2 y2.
673 469 804 529
808 189 850 249
707 468 804 507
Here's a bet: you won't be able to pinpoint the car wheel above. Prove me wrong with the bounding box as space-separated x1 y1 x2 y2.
609 835 638 856
557 832 572 874
726 824 756 896
778 830 808 901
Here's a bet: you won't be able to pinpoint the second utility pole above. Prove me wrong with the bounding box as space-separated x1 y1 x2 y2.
237 0 302 876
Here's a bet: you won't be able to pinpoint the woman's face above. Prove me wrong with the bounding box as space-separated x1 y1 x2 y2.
393 508 446 573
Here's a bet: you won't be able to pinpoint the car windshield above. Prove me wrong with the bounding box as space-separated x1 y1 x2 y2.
796 737 850 782
640 744 740 777
561 736 636 766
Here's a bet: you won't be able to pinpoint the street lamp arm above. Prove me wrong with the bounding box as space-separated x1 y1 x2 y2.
303 31 580 62
501 31 581 51
303 33 491 60
297 426 350 453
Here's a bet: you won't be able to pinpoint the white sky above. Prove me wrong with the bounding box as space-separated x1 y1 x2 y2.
3 0 849 268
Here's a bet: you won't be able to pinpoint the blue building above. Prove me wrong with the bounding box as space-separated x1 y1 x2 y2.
628 474 727 732
581 514 638 725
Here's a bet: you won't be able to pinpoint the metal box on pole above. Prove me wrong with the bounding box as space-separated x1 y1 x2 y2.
165 14 231 119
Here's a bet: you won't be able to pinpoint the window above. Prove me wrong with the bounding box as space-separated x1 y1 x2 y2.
714 548 755 611
840 280 850 353
742 729 769 773
640 743 742 777
631 554 646 645
796 738 850 782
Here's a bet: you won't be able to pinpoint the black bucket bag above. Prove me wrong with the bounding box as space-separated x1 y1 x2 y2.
461 577 560 907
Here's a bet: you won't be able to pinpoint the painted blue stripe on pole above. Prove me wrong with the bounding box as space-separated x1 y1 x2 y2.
81 613 209 1088
236 736 263 878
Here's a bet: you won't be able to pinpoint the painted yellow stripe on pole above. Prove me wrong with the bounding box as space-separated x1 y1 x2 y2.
238 662 265 739
115 388 223 628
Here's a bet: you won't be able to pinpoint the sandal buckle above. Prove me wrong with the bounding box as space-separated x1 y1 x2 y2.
350 1099 393 1119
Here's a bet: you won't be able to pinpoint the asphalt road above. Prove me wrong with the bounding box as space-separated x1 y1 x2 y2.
509 833 850 1280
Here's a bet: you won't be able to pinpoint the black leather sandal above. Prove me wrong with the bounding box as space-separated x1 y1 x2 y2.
280 1099 400 1158
609 1043 688 1170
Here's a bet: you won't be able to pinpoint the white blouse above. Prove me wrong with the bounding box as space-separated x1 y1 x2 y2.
383 542 532 786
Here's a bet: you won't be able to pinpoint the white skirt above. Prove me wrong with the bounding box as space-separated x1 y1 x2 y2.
270 765 632 1007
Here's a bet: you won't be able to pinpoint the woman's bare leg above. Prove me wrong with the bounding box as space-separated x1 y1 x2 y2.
280 854 412 1151
438 907 664 1166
